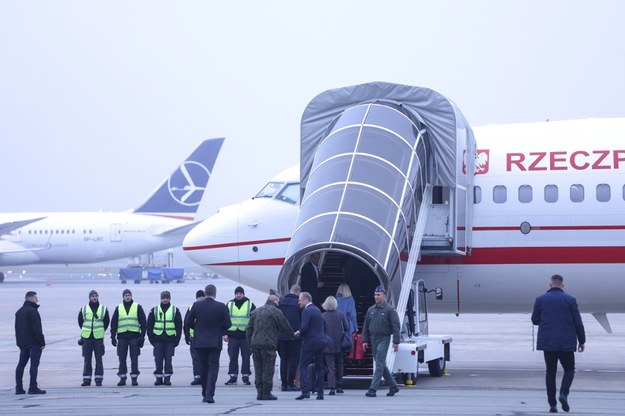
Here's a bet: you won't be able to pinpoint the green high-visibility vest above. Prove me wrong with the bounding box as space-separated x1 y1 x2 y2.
188 305 194 337
117 303 140 333
152 304 177 336
227 300 251 332
81 304 106 339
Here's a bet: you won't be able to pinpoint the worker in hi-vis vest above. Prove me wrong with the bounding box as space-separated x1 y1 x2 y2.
224 286 256 386
78 289 110 386
147 291 182 385
110 289 146 386
184 289 206 385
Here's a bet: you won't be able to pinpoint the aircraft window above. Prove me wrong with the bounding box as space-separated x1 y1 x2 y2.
493 185 507 203
544 185 558 203
473 186 482 204
570 184 584 202
255 182 284 199
518 185 532 203
276 183 300 204
596 184 610 202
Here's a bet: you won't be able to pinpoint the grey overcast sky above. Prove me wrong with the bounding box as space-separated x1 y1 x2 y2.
1 1 624 220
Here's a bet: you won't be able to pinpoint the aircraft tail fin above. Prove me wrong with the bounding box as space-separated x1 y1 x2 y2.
132 138 225 220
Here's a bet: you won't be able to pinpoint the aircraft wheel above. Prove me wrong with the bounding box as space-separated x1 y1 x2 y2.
121 280 127 284
427 357 446 377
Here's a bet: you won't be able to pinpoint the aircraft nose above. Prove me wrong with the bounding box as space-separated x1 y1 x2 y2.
183 205 240 267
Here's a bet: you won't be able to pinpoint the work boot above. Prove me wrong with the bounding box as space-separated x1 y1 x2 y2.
225 376 237 385
154 377 163 386
242 376 251 385
329 388 335 395
191 378 201 385
263 393 278 400
336 387 344 394
365 389 376 397
95 380 102 386
164 376 171 386
27 387 46 394
387 385 400 396
81 380 91 387
256 388 263 400
131 377 138 386
15 386 26 395
117 377 126 386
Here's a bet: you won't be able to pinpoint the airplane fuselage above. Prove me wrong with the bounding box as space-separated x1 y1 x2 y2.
183 119 625 316
0 212 192 266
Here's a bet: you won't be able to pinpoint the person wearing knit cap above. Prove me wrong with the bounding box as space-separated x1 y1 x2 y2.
110 289 147 386
77 290 110 386
224 286 256 386
147 291 182 386
184 290 206 385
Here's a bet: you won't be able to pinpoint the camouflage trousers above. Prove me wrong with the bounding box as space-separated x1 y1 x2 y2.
251 347 277 395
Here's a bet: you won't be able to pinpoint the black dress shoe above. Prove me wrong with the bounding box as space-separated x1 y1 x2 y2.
336 387 344 394
190 378 202 385
205 397 215 404
15 387 26 395
365 389 376 397
549 405 558 413
27 387 46 394
316 394 324 400
559 394 570 412
328 389 335 395
295 393 310 400
387 386 399 396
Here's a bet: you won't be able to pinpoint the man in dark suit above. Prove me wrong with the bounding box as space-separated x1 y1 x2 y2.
184 284 231 404
300 253 323 308
294 291 326 400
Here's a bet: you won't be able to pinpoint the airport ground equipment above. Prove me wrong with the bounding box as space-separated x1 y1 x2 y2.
277 82 473 381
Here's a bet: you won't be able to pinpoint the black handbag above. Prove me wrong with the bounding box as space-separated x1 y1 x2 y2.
341 331 352 351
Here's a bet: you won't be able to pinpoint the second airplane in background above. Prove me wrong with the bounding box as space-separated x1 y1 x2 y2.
0 138 224 281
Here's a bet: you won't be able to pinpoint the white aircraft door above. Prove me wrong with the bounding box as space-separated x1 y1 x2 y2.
110 224 122 242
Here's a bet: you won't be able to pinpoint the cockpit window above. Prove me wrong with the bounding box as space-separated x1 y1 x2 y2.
276 183 300 204
255 182 284 198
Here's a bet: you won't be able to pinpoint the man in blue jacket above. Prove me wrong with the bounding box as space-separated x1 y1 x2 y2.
532 274 586 414
278 284 302 391
15 291 46 395
294 291 326 400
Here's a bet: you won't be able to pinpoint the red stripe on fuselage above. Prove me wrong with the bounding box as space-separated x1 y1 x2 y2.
183 237 291 251
204 258 286 266
419 246 625 265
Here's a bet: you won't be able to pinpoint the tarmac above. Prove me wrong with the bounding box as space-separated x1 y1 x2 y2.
1 273 624 415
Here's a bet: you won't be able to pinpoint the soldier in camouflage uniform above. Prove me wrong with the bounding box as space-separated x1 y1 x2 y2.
246 295 295 400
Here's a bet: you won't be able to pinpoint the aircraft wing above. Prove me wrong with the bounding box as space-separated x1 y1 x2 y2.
152 221 202 237
0 217 46 236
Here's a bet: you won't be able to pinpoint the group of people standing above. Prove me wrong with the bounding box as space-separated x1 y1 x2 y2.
14 272 586 413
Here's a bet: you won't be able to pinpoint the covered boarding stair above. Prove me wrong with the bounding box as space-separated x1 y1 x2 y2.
277 82 477 377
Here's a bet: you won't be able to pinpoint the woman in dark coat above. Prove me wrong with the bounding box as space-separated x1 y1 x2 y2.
321 296 349 395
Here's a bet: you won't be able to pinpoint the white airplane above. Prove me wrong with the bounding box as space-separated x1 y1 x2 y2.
0 138 224 282
183 84 625 334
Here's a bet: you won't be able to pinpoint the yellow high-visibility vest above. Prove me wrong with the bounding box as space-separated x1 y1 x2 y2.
227 300 251 332
152 304 177 336
81 304 106 339
117 303 140 333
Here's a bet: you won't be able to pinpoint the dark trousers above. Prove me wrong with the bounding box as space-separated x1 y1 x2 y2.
252 347 277 395
190 345 201 378
197 347 221 399
117 337 140 378
153 341 175 377
227 336 251 377
299 345 324 395
15 345 42 389
278 339 301 387
82 338 105 382
324 352 344 389
369 335 397 391
543 351 576 406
